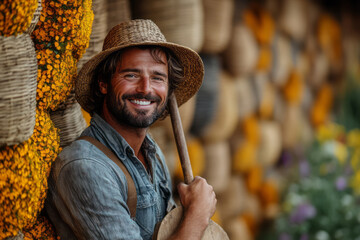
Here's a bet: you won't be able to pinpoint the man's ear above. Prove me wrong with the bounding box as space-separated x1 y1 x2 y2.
99 81 108 94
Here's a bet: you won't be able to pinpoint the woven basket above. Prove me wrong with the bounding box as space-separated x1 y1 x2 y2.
235 77 256 120
201 0 234 54
203 141 231 194
50 92 87 148
278 0 308 41
217 175 247 220
258 120 281 167
281 104 302 149
201 71 239 143
0 34 37 146
252 72 275 119
270 33 293 87
223 23 258 77
25 0 42 34
78 0 108 70
190 54 220 137
223 217 252 240
106 0 131 33
131 0 204 52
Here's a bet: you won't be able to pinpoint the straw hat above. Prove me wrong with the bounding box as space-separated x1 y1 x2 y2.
75 19 204 114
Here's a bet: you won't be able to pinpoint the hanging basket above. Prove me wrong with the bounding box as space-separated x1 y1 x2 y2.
223 23 258 77
106 0 131 32
278 0 308 41
258 120 282 167
25 0 42 35
50 92 87 147
203 140 231 194
0 34 37 146
201 0 234 54
235 77 257 120
78 0 108 70
190 54 220 137
201 71 239 143
131 0 204 52
270 33 293 87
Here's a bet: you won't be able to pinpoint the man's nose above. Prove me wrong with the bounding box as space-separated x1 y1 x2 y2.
136 76 151 94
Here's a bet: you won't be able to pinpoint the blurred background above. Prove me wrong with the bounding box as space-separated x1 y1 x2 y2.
1 0 360 239
80 0 360 239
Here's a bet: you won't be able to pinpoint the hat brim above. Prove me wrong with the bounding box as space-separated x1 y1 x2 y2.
75 41 204 118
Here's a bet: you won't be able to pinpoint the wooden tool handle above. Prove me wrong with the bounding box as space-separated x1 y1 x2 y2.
168 93 194 184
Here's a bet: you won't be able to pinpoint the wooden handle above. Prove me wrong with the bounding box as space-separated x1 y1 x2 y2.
168 93 194 184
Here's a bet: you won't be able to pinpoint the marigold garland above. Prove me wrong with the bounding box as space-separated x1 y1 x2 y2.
0 140 41 239
0 0 38 36
23 216 60 240
31 0 93 111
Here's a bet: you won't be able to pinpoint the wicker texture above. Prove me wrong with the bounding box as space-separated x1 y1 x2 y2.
0 34 37 146
201 0 234 54
106 0 131 33
77 0 108 70
223 23 258 77
131 0 204 52
50 92 87 147
190 54 220 137
201 71 239 143
25 0 42 34
76 19 204 115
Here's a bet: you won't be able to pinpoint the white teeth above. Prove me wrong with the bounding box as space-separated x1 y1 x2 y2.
130 99 151 106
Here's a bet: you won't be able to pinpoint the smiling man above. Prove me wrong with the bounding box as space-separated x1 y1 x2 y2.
44 20 217 240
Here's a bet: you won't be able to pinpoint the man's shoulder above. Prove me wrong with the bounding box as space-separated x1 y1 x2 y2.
57 138 108 167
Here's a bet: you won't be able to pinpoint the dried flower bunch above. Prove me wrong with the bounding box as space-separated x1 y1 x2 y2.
0 0 93 238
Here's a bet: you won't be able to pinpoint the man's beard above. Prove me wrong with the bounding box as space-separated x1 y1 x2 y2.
106 90 167 128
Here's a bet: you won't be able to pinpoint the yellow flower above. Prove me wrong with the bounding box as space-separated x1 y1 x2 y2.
316 122 345 143
347 129 360 148
0 0 38 36
334 141 348 165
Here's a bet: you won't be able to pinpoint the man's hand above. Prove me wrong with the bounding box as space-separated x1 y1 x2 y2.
170 176 217 239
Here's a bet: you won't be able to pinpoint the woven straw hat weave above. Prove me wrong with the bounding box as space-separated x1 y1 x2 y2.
76 19 204 114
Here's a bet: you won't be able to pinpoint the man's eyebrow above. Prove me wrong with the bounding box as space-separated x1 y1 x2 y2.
153 70 168 78
119 68 141 73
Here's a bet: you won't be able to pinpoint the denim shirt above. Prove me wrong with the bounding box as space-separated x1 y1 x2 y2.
45 114 176 240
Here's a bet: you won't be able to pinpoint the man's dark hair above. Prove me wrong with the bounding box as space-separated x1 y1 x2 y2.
90 46 184 115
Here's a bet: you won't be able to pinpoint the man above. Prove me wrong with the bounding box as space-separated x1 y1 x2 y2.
45 19 216 239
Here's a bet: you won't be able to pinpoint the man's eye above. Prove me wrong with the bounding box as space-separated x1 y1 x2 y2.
124 74 137 79
152 76 165 82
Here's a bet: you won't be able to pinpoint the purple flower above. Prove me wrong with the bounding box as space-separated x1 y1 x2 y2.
335 176 347 190
299 160 310 178
290 203 317 224
279 233 291 240
300 234 309 240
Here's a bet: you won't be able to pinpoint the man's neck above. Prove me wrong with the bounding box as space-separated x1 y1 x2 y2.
101 109 147 157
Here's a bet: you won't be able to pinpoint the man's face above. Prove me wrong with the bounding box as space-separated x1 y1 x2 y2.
103 47 169 128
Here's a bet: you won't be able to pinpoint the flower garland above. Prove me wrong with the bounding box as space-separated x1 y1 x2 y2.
32 0 93 111
0 0 93 238
0 139 41 239
23 216 60 240
0 0 38 36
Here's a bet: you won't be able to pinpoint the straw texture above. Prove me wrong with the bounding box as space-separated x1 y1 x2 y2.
50 91 87 147
106 0 131 33
76 19 204 116
201 0 234 54
77 0 108 70
131 0 204 52
223 23 258 77
0 34 37 146
190 54 220 136
201 71 238 143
